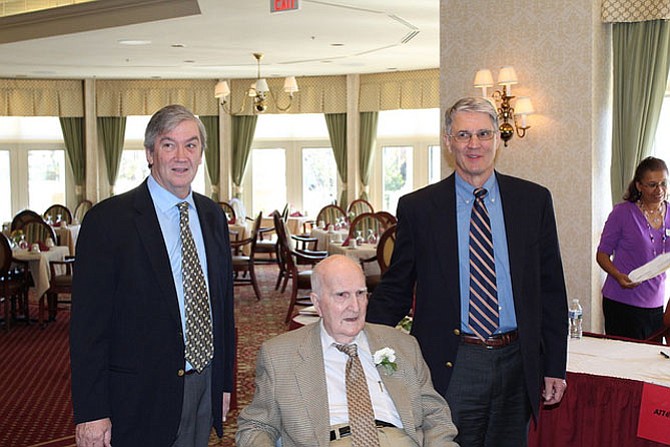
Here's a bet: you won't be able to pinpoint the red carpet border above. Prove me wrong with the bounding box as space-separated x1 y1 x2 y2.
0 264 293 447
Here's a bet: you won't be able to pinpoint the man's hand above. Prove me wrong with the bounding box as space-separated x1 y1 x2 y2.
76 418 112 447
222 392 231 422
542 377 567 406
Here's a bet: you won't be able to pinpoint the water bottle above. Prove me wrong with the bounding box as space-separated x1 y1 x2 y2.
568 298 583 339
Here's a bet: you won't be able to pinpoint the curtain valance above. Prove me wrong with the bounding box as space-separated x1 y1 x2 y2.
0 79 83 116
359 68 439 112
602 0 670 23
96 79 219 116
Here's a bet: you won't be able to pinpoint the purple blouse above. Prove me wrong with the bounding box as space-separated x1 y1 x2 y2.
598 200 670 308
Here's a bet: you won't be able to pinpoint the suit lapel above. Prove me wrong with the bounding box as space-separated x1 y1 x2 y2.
429 175 461 302
132 181 181 325
496 173 525 304
295 324 331 447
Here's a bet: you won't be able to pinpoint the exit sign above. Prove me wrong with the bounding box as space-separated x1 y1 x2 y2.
271 0 299 12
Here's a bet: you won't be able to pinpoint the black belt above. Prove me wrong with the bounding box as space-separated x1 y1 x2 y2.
330 420 396 441
460 330 519 349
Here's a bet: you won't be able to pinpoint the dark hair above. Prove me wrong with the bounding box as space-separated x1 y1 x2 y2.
623 156 669 202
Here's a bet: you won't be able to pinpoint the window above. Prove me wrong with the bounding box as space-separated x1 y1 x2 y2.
302 147 337 217
654 94 670 161
0 151 10 223
28 149 66 213
428 144 442 184
382 145 413 213
251 148 287 215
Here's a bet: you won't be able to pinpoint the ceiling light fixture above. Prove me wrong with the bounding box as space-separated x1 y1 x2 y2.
214 52 299 115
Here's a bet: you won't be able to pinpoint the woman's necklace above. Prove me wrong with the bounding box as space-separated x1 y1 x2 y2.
638 200 667 256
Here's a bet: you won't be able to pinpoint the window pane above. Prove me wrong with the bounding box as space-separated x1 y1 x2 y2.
382 146 413 213
654 95 670 161
115 150 206 196
302 147 337 217
252 148 286 215
428 144 441 184
28 150 65 213
0 151 10 223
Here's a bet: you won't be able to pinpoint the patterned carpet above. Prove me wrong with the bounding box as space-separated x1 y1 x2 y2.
0 262 296 447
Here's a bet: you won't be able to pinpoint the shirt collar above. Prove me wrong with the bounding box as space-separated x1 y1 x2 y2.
147 174 196 213
455 171 500 205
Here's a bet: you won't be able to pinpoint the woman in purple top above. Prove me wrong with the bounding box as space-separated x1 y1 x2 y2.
597 156 669 339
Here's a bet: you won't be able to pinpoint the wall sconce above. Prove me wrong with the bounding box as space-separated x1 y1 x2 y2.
473 66 534 146
214 52 299 115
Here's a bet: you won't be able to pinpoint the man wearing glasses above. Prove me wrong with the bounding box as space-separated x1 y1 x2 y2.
367 96 569 446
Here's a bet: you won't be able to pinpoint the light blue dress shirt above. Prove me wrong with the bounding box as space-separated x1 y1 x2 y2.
147 175 210 369
455 173 517 334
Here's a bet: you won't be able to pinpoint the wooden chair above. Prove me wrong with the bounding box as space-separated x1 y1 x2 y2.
374 211 397 230
22 220 57 247
230 212 263 300
347 198 374 218
42 257 75 325
43 204 73 225
10 209 43 231
254 210 281 266
218 202 236 224
0 234 30 331
315 204 347 227
73 200 93 223
376 224 397 276
274 212 327 323
347 212 385 242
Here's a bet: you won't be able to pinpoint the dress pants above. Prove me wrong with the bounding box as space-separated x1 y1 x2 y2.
445 340 530 447
171 364 213 447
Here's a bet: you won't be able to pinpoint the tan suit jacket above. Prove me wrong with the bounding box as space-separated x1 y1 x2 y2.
236 322 458 447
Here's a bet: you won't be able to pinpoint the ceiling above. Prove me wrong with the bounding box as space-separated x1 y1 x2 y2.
0 0 439 80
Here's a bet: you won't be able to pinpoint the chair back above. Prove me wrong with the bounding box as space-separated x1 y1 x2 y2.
248 212 263 256
73 200 93 223
273 211 296 273
347 198 374 218
44 204 73 225
22 220 57 245
374 211 397 230
280 203 290 222
376 224 397 275
218 202 236 224
10 209 43 231
315 204 346 226
348 212 384 241
0 234 11 275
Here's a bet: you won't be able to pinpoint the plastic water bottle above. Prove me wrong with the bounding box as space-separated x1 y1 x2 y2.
568 299 583 339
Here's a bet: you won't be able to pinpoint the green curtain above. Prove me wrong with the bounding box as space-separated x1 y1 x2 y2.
231 115 258 199
59 117 86 204
325 113 348 209
359 111 378 201
98 116 127 196
200 116 221 202
611 20 670 204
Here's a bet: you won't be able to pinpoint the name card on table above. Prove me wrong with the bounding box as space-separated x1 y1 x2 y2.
638 382 670 444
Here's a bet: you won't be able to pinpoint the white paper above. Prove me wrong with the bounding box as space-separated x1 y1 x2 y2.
628 252 670 283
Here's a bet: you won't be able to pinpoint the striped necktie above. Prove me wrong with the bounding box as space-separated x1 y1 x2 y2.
468 188 499 341
178 202 214 372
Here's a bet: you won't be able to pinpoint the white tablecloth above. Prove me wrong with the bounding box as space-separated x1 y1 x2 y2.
311 228 348 250
328 242 380 276
13 246 70 299
54 224 80 255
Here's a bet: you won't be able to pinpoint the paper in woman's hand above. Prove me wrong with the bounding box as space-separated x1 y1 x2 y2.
628 252 670 283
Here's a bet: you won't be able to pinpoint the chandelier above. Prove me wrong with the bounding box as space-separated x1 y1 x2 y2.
214 53 299 115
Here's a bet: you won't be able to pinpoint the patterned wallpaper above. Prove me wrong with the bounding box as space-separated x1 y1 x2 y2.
440 0 611 332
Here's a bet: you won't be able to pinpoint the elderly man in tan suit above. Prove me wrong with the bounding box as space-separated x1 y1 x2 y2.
237 255 458 447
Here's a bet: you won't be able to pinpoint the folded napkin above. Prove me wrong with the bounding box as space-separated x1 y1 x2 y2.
341 236 351 247
290 211 304 217
30 241 50 252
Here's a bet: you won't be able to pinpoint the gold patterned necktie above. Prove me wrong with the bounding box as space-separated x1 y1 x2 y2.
178 202 213 372
335 343 381 447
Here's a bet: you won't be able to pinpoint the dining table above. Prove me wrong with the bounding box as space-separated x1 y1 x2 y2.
310 227 349 250
327 241 380 276
229 220 250 255
12 245 70 301
54 223 81 255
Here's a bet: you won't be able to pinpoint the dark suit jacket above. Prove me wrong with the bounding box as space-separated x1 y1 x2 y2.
236 322 459 447
70 180 235 446
367 172 568 417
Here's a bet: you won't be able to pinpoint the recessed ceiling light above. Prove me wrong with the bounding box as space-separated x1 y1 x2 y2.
172 43 186 48
118 39 151 46
183 60 195 64
330 43 344 47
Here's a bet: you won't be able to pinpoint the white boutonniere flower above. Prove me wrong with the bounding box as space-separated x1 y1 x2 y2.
373 347 398 375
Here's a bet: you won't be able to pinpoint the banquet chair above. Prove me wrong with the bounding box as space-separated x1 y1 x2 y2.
374 211 397 230
22 220 57 247
10 209 43 231
347 198 374 218
254 210 281 265
218 202 236 224
73 200 93 223
42 257 75 325
315 204 346 227
347 212 384 242
274 212 327 323
230 212 263 300
376 224 397 276
0 234 30 331
43 204 73 225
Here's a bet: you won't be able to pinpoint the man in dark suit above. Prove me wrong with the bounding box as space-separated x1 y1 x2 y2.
367 96 569 446
70 104 235 447
237 255 459 446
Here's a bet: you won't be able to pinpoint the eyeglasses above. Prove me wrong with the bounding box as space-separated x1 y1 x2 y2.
641 181 668 189
448 129 495 143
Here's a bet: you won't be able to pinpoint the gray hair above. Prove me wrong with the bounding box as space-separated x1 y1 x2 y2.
143 104 207 153
444 96 499 134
